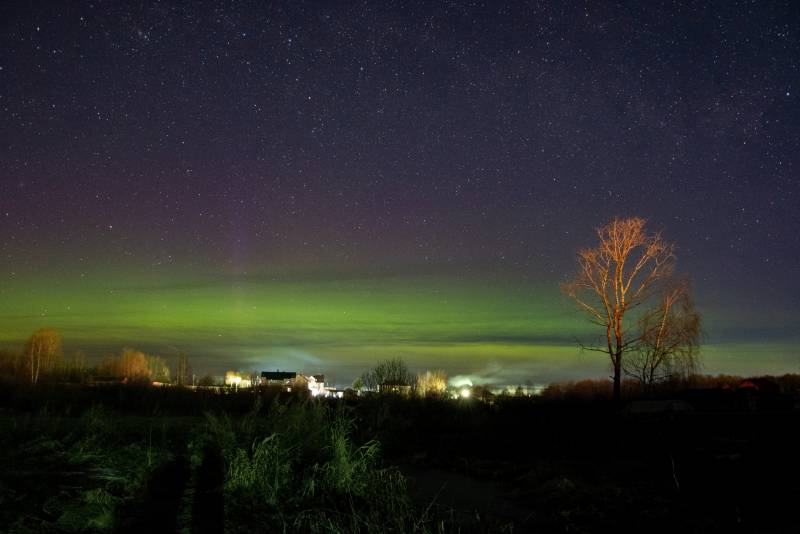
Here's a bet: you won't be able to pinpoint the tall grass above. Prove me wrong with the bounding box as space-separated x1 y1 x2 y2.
202 398 434 533
0 404 175 532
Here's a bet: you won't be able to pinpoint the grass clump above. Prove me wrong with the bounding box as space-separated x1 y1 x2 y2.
205 399 432 533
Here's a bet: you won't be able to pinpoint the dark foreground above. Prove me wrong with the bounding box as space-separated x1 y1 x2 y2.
1 384 798 533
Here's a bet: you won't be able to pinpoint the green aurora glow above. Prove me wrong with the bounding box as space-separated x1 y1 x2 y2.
1 270 797 385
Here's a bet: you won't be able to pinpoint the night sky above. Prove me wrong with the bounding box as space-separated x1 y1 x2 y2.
1 1 798 386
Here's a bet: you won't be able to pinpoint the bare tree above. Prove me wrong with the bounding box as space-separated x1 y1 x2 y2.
625 279 701 390
66 350 88 382
24 328 63 385
359 358 413 392
176 352 190 386
562 217 675 401
146 354 171 382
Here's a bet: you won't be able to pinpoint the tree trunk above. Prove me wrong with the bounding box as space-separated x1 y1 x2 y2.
612 359 621 402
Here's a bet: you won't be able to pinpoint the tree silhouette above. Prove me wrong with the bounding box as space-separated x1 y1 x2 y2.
562 217 675 402
359 358 412 392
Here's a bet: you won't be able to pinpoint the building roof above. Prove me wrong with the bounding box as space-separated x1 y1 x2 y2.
261 371 297 380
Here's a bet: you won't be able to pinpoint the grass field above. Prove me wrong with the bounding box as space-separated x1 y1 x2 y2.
1 384 799 533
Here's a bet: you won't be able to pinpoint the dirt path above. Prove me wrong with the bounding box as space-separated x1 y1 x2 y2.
191 446 225 533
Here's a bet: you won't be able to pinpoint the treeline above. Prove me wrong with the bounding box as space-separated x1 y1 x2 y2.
0 328 191 385
540 373 800 402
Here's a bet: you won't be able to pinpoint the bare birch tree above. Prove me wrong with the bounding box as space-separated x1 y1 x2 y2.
24 328 63 385
625 279 701 390
176 352 190 386
562 217 675 401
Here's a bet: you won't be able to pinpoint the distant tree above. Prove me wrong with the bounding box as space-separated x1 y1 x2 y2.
121 348 150 382
351 376 365 393
97 347 151 382
625 279 702 390
359 358 412 392
96 355 120 377
416 370 447 397
146 354 171 382
24 328 63 384
175 352 190 386
198 374 216 387
541 378 615 402
0 350 22 381
562 217 676 402
65 350 88 382
471 385 494 402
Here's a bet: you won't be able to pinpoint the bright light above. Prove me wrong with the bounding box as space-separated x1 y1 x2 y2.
460 387 471 398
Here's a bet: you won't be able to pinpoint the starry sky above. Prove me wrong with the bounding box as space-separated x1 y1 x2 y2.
1 1 798 386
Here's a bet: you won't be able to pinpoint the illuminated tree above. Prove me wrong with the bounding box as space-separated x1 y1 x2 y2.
625 279 701 389
97 347 151 382
175 352 190 386
24 328 63 384
121 348 150 382
416 370 448 397
146 354 171 382
562 217 675 402
66 350 88 382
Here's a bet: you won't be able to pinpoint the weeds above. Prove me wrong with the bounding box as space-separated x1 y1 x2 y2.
0 405 174 532
204 398 433 533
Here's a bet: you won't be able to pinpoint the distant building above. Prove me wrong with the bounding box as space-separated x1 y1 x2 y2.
260 370 310 393
377 381 412 395
308 374 326 397
260 370 346 397
261 371 297 386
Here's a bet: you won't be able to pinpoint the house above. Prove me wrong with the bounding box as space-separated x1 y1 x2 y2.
736 378 790 411
260 370 310 393
261 370 297 386
308 374 326 397
377 381 412 395
737 378 780 394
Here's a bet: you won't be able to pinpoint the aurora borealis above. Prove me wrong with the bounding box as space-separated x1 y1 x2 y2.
1 2 799 386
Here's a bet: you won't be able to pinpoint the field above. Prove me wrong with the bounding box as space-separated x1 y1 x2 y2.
1 384 799 533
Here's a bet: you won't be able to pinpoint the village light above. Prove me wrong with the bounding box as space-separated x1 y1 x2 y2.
460 387 471 399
